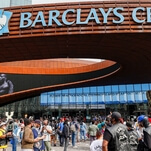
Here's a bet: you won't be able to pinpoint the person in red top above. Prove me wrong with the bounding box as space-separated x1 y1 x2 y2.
148 108 151 123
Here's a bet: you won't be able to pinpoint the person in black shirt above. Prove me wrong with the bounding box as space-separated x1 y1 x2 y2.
102 112 131 151
62 119 70 151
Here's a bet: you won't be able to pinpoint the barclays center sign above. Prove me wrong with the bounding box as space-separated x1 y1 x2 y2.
1 7 151 35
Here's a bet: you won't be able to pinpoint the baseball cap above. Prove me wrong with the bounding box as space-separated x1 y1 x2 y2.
0 122 6 127
34 120 41 125
137 115 145 122
111 112 121 121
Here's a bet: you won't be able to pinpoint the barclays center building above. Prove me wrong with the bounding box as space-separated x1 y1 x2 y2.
0 0 151 119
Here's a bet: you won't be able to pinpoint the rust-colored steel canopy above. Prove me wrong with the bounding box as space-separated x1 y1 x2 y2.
0 0 151 105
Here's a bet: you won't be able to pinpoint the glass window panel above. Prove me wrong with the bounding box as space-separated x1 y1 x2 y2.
111 85 119 93
55 90 61 94
62 89 68 94
127 92 135 104
69 88 75 94
98 86 104 93
149 84 151 90
40 93 47 105
119 85 126 92
48 91 54 95
142 84 149 91
112 93 120 104
47 94 55 105
134 84 141 92
76 88 82 94
105 93 112 104
62 94 68 105
83 87 89 93
119 92 127 104
98 93 105 104
69 94 76 105
105 86 111 93
83 94 90 105
90 87 97 93
55 95 61 105
91 94 97 105
134 92 142 103
126 85 134 92
142 92 148 103
76 94 83 105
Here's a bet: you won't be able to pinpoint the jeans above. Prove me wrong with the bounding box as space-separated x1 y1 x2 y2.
33 147 40 151
71 132 76 146
80 130 86 141
11 137 18 151
59 134 64 146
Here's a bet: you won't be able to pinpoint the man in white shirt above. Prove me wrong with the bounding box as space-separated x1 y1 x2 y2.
42 120 52 151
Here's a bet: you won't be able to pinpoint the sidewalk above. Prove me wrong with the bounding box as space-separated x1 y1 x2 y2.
8 140 90 151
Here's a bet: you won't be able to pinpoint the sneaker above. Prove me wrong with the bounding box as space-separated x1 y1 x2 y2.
73 146 78 148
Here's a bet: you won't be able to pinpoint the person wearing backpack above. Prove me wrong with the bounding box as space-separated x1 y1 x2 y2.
80 120 87 142
70 118 79 148
102 111 131 151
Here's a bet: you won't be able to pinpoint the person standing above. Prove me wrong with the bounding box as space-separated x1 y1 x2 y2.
102 111 131 151
62 119 70 151
21 118 40 151
88 120 99 144
32 120 46 151
126 122 139 151
42 119 52 151
80 120 87 142
70 118 79 148
137 115 151 151
90 130 103 151
0 122 12 151
57 118 64 146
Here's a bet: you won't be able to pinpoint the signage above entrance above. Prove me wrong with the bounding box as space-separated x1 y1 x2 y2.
19 7 151 28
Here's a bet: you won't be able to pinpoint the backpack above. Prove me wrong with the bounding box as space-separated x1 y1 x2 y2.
70 124 76 132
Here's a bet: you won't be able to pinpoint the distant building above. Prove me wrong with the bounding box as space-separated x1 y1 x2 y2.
0 0 32 8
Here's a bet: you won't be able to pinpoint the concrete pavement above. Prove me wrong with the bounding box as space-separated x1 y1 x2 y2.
7 140 90 151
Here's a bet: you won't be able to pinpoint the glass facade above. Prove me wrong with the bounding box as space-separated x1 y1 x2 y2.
40 84 148 106
0 0 32 8
0 83 149 119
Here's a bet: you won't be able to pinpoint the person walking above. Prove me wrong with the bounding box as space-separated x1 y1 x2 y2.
79 120 87 142
102 111 131 151
42 119 52 151
32 120 46 151
70 118 79 148
21 118 40 151
62 119 70 151
88 120 99 144
0 122 12 151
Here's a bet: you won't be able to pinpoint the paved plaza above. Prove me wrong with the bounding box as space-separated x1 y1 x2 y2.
8 140 90 151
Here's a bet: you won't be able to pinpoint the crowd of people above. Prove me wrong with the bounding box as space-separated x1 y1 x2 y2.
0 110 151 151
